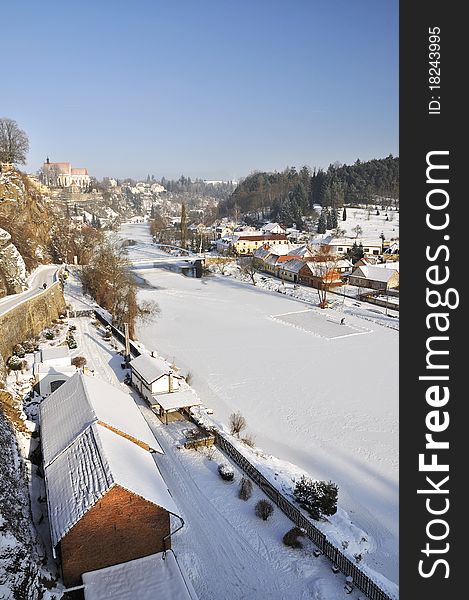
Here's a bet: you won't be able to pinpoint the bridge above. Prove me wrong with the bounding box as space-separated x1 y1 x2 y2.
125 243 206 269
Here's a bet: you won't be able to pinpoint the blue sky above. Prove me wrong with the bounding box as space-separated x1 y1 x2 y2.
3 0 398 180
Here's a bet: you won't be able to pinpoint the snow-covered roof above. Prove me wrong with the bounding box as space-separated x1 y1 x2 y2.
286 245 313 258
82 551 197 600
35 346 70 364
130 354 178 384
40 371 163 465
33 363 76 375
45 424 179 547
152 389 202 411
351 265 399 283
375 261 399 271
279 259 305 274
253 244 292 259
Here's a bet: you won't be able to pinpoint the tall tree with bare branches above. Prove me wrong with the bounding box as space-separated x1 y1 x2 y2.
0 118 29 164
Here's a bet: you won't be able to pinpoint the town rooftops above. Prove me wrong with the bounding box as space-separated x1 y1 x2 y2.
82 551 197 600
39 371 163 465
129 354 180 385
45 423 179 548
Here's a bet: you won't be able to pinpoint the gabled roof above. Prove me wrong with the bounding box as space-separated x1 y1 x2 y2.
286 245 314 258
40 371 163 465
129 354 179 385
351 265 399 282
279 258 305 273
82 551 197 600
45 424 180 547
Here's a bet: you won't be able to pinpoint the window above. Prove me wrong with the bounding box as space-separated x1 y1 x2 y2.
364 248 369 253
373 250 379 255
338 247 343 252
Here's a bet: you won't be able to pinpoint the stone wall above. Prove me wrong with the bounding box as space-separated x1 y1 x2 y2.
0 282 66 384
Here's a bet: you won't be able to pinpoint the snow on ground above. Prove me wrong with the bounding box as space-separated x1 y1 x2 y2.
337 207 399 241
57 316 369 599
121 224 398 589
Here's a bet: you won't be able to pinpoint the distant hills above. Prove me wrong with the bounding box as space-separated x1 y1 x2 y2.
218 156 399 226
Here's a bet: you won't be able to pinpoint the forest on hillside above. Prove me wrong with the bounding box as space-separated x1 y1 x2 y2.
218 156 399 227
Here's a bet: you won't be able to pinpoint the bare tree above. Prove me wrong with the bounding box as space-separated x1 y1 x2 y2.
306 245 342 308
352 224 363 238
229 411 247 437
0 118 29 164
239 256 257 285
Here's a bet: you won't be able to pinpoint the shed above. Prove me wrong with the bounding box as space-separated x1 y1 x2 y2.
44 423 181 586
148 388 202 424
349 264 400 292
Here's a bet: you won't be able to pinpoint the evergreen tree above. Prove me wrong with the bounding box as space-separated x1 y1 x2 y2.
317 210 327 234
342 206 347 221
326 208 334 230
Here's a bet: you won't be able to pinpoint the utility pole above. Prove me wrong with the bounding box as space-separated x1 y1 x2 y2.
124 322 131 363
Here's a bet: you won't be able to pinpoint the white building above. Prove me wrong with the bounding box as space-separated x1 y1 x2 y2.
33 347 75 396
262 222 286 234
129 354 182 403
42 158 91 190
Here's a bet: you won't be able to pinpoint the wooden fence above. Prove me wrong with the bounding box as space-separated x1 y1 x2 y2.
215 432 394 600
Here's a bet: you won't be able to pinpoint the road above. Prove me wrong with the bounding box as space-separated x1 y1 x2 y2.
0 265 59 317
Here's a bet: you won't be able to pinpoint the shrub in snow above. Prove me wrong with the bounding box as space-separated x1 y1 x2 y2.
294 476 338 520
22 339 37 353
7 355 23 371
218 464 234 481
255 499 274 521
205 446 216 461
229 411 247 437
239 477 252 501
12 344 25 358
283 527 304 549
68 324 77 332
44 329 54 340
241 434 255 448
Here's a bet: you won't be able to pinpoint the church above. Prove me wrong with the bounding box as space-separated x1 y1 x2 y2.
42 157 91 190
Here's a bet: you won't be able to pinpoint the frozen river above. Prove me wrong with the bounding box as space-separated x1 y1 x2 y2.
121 224 399 586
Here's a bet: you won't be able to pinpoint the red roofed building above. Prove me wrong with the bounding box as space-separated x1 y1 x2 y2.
42 157 91 190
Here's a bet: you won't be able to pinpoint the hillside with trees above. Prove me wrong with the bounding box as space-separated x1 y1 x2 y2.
218 156 399 228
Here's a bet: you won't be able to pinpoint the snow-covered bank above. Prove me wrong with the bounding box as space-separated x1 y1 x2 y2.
133 266 398 585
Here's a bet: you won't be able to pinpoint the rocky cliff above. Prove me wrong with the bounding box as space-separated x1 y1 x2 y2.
0 164 54 272
0 227 27 297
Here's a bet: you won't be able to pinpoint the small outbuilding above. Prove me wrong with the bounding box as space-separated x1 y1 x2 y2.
33 346 74 396
130 354 182 403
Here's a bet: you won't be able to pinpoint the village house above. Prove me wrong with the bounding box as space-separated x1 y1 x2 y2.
82 551 197 600
261 222 287 234
129 353 201 423
42 158 91 191
39 372 180 587
277 259 305 283
32 346 75 396
348 263 400 292
129 354 182 402
233 233 289 255
311 236 383 257
299 259 352 289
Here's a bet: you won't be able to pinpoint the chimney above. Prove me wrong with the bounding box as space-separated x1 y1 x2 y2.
168 370 173 393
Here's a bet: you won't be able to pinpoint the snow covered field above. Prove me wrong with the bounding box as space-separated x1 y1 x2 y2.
122 225 399 588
